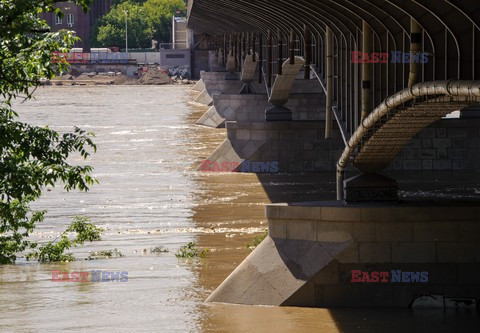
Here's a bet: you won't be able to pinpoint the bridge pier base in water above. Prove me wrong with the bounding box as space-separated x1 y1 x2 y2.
197 121 343 173
207 201 480 307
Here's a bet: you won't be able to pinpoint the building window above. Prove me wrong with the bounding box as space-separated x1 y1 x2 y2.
67 14 74 26
55 13 62 25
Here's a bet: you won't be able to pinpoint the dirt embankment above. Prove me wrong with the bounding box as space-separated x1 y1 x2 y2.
45 68 194 86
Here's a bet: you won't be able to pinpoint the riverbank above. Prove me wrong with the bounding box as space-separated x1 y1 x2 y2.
44 68 195 86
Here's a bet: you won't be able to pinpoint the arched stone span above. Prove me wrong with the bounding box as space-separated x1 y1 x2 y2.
336 80 480 198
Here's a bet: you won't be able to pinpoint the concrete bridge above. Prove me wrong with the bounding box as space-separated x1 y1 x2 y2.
187 0 480 308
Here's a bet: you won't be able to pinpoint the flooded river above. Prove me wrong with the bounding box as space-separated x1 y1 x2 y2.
1 86 479 332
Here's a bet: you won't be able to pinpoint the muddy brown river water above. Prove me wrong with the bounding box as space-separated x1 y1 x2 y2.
1 86 479 332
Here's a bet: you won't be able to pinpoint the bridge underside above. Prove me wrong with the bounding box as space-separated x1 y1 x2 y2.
353 99 477 173
187 0 480 308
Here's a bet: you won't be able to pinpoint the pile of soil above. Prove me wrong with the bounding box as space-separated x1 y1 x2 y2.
112 75 132 85
48 73 115 86
136 68 173 85
44 68 194 86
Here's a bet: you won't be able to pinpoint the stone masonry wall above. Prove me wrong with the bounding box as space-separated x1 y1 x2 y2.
265 202 480 307
225 121 343 172
207 202 480 307
389 118 480 171
221 118 480 173
214 94 326 123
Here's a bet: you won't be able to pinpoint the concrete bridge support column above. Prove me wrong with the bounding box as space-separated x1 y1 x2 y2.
339 22 398 203
225 35 238 80
239 32 257 95
242 32 246 64
304 25 312 80
217 48 224 67
289 29 295 64
223 34 227 67
234 35 239 72
408 18 423 88
251 32 256 62
326 26 334 139
267 30 273 89
258 33 263 84
264 57 304 122
277 29 283 76
362 21 373 121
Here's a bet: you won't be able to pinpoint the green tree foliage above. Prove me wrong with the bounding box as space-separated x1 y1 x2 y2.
91 0 186 48
26 216 102 263
0 0 97 264
92 1 154 48
144 0 186 44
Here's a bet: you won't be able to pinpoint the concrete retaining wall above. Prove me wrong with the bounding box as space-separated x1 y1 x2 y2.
70 63 138 77
128 52 160 64
207 201 480 307
159 49 191 68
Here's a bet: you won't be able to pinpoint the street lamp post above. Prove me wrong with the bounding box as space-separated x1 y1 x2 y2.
124 10 129 55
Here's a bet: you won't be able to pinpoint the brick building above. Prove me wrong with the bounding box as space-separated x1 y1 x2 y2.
42 0 112 51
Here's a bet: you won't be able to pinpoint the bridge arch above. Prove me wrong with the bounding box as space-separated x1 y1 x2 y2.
336 80 480 198
188 0 480 199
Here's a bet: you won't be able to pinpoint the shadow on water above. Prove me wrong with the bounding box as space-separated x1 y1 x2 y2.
194 303 480 333
4 86 478 332
187 98 480 332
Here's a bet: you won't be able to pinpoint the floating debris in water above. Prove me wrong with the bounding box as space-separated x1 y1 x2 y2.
86 248 124 260
175 242 208 259
150 246 170 253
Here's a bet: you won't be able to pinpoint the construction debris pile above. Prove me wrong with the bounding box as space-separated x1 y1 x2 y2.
44 67 194 86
